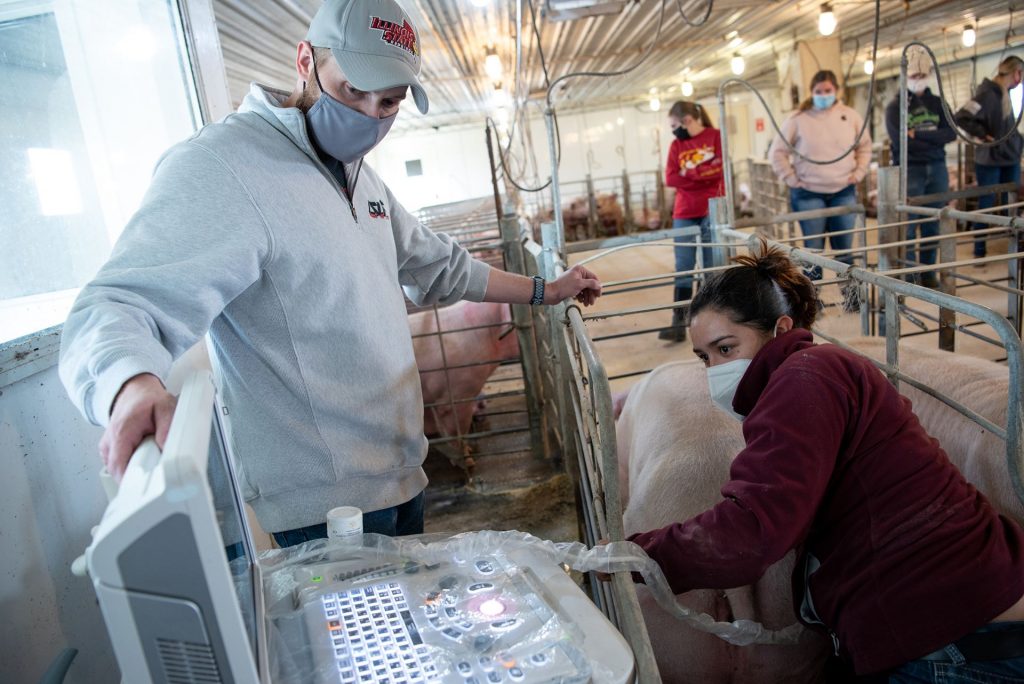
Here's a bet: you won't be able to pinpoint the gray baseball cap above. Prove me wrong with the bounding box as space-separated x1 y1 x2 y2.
306 0 429 114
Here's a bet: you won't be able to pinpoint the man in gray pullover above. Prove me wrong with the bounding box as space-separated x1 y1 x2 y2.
58 0 601 546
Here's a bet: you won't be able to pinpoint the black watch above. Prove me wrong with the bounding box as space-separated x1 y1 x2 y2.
529 276 546 306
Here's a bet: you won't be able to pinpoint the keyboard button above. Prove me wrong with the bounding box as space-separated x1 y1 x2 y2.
508 668 524 681
490 618 519 631
530 652 548 665
441 627 462 641
487 672 502 683
467 582 494 593
456 661 472 675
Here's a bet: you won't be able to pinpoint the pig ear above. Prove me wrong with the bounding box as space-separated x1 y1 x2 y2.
497 324 516 340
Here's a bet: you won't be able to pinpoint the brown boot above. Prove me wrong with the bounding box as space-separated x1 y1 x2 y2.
658 310 687 342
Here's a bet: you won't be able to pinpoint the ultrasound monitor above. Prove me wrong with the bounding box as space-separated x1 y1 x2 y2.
86 372 262 683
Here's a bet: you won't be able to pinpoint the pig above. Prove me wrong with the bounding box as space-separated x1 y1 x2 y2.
843 338 1022 526
616 361 828 683
408 301 520 470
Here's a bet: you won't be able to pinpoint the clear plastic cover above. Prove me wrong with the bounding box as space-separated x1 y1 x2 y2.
257 530 800 684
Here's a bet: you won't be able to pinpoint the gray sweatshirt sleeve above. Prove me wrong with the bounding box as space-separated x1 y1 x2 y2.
386 186 492 307
59 141 272 426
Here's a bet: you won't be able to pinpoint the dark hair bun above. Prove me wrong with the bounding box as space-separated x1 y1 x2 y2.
692 238 820 332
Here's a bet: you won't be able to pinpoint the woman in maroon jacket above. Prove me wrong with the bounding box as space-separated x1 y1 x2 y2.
629 243 1024 681
659 101 724 342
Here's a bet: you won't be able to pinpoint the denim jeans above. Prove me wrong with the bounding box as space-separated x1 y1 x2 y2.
975 163 1022 257
271 491 426 548
888 621 1024 683
905 160 949 269
673 216 713 290
790 185 858 278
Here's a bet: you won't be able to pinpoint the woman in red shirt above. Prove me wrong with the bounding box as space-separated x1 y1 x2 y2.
630 243 1024 681
660 101 725 342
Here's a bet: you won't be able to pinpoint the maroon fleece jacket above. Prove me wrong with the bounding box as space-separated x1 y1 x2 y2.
628 330 1024 674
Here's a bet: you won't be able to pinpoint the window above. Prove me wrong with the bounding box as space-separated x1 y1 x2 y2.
0 1 200 345
406 159 423 176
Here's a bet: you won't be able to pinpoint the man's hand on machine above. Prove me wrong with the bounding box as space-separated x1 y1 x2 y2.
549 265 602 307
101 373 177 482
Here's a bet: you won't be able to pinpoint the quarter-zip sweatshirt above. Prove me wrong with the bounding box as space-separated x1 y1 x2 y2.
59 84 492 532
629 330 1024 674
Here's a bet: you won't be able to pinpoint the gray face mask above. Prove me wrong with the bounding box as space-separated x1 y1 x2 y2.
305 61 397 163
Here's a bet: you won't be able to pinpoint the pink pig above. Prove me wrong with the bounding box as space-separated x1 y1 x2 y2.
409 301 521 468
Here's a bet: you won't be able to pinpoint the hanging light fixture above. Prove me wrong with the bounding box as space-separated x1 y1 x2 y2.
471 0 489 7
649 88 661 111
731 53 745 75
863 58 874 75
818 3 837 36
491 83 509 109
681 80 694 97
484 47 503 81
962 24 976 48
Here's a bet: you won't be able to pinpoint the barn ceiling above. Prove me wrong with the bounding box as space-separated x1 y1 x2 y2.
211 0 1023 132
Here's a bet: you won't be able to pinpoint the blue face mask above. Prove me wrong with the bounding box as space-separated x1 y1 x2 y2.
812 94 836 110
305 61 397 163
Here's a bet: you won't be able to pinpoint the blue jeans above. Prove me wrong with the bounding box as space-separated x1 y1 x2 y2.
790 185 858 278
905 160 949 269
975 163 1022 257
271 491 425 548
889 622 1024 683
673 216 713 291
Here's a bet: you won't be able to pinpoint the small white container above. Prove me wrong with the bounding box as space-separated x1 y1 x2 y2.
327 506 363 545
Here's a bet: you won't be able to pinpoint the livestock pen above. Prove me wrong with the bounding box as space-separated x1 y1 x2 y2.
517 171 1024 680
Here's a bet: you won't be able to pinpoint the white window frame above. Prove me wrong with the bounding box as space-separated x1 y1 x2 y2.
0 0 231 389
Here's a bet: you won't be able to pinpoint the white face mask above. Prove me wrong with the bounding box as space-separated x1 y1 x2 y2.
707 358 752 422
907 77 928 95
704 323 783 421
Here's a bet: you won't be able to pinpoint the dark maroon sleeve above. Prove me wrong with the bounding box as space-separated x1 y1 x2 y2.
628 364 852 594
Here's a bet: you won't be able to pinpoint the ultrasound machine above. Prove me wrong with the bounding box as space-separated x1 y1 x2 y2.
84 372 635 683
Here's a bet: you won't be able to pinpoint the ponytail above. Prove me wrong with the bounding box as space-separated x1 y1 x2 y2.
690 238 819 332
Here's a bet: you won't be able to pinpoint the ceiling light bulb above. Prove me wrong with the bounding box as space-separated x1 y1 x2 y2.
681 81 694 97
863 59 874 75
484 50 503 80
491 86 509 109
962 25 976 48
818 3 836 36
649 97 661 112
471 0 489 7
616 116 625 126
730 53 745 75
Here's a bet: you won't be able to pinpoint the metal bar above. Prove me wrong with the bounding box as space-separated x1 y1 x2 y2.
418 358 521 374
814 330 1007 439
410 321 508 339
545 109 565 256
938 211 957 352
898 204 1024 229
566 225 719 254
907 182 1018 206
427 425 528 446
422 389 525 410
899 305 1007 350
732 204 866 229
501 214 549 461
